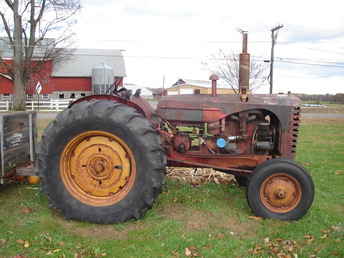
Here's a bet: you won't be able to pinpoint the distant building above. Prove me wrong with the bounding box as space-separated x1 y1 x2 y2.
148 88 165 99
166 78 236 95
124 83 153 98
0 38 126 100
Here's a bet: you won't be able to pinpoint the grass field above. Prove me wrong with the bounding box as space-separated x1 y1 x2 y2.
0 118 343 257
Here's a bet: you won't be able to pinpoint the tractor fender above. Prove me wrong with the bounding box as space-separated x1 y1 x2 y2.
68 95 154 119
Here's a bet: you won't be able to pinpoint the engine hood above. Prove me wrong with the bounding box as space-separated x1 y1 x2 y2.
156 94 301 128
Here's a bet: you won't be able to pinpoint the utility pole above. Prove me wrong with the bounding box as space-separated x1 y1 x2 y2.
269 24 283 94
162 75 166 96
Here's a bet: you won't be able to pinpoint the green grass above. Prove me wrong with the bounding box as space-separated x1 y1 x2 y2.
0 119 343 257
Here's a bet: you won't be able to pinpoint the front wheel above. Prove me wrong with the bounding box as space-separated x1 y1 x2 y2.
247 159 314 220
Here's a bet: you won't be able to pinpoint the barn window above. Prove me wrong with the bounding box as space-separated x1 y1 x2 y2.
70 93 75 99
59 94 64 99
80 93 86 97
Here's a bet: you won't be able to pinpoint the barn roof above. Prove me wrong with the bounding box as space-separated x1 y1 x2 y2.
52 49 126 77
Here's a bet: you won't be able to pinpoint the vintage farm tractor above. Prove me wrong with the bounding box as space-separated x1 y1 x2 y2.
1 34 314 224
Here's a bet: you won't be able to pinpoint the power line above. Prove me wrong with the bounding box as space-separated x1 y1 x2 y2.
306 47 344 55
3 49 344 68
276 59 344 68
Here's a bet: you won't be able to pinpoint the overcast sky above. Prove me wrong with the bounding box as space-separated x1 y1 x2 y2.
74 0 344 94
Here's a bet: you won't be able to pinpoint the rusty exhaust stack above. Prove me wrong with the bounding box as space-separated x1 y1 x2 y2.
209 74 219 97
239 32 250 102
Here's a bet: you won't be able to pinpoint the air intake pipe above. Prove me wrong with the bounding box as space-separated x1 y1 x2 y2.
209 74 219 96
239 32 250 102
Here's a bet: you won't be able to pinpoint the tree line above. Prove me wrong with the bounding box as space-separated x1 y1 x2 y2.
296 93 344 104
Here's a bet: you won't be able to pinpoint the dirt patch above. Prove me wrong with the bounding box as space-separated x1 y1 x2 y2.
55 215 146 240
159 204 258 237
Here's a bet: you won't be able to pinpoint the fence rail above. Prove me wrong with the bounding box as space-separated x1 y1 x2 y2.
0 99 73 112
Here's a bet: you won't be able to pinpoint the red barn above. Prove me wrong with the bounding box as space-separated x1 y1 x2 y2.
0 48 126 100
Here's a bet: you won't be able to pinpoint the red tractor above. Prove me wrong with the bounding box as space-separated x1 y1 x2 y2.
38 34 314 224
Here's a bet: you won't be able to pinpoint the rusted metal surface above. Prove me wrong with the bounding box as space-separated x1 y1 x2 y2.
156 92 301 172
0 112 36 185
157 94 300 128
60 130 136 207
167 152 269 173
259 173 302 213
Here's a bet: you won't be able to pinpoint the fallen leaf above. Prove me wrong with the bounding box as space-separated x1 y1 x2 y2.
264 237 270 244
171 250 180 257
216 233 225 239
248 216 263 221
320 234 328 239
16 239 25 245
20 207 33 214
331 226 342 232
250 244 262 255
335 170 344 175
47 249 61 255
0 239 6 245
271 247 280 254
304 234 314 243
185 247 192 257
24 241 30 248
276 252 287 258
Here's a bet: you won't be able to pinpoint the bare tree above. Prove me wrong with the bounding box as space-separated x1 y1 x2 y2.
0 0 80 110
203 49 269 94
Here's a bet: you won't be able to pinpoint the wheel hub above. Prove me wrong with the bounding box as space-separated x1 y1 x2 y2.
60 131 136 206
260 173 302 213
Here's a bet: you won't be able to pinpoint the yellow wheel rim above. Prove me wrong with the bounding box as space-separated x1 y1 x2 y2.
60 130 136 207
259 173 302 213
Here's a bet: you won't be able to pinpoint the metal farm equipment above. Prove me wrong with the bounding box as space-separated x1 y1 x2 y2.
1 34 314 224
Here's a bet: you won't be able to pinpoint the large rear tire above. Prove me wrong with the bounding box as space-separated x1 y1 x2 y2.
39 100 166 224
247 159 314 220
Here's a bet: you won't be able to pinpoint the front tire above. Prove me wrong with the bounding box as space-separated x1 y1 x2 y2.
247 159 314 220
39 100 166 224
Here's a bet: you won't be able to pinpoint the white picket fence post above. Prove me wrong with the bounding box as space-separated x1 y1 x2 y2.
0 99 73 112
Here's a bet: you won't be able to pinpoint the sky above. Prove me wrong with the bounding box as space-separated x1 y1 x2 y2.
73 0 344 94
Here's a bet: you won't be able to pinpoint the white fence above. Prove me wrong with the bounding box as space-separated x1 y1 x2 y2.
0 99 73 112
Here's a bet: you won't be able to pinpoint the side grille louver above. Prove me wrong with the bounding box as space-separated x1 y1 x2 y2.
291 106 301 154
